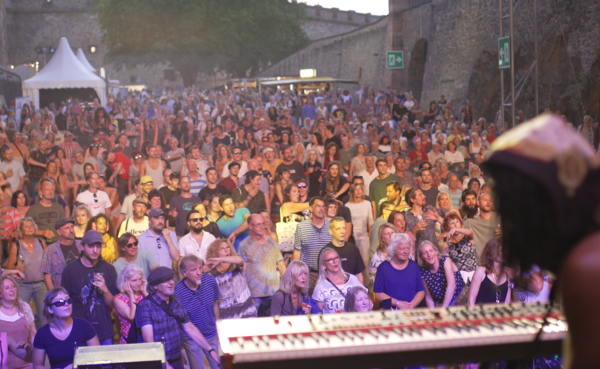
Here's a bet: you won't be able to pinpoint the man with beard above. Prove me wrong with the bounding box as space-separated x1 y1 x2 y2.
404 188 449 252
61 230 119 345
198 167 230 205
418 168 439 207
464 192 501 258
41 218 82 290
118 197 150 237
170 176 201 238
178 210 217 262
460 189 479 220
276 147 305 182
137 209 181 268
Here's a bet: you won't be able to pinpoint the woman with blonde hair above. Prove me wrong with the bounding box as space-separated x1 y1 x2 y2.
204 239 256 319
312 247 363 314
418 241 465 307
113 264 148 344
270 260 319 316
0 275 36 369
72 204 92 240
369 223 398 284
32 288 99 369
7 217 47 328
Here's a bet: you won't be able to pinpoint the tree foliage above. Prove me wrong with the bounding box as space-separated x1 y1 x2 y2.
93 0 310 86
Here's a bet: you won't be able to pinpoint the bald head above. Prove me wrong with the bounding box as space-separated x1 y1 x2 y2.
248 214 266 237
247 159 260 171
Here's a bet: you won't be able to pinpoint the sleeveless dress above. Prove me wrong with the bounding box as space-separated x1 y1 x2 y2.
114 293 145 344
420 255 464 306
475 273 509 304
0 310 33 369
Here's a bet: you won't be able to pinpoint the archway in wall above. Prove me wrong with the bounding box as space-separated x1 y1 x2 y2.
408 39 427 102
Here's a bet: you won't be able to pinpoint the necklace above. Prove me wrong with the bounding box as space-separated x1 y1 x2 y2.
0 304 15 310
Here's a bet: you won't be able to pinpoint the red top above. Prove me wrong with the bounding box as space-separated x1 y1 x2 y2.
110 152 132 180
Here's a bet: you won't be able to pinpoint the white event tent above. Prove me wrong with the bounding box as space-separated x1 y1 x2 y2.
76 48 98 73
22 37 106 109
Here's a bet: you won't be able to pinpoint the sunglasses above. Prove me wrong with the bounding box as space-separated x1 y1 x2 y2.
126 241 139 248
51 298 72 307
233 151 241 155
135 155 143 159
157 237 162 249
297 184 307 188
189 217 204 223
93 193 98 203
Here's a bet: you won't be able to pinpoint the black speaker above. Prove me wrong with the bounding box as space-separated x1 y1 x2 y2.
73 342 166 368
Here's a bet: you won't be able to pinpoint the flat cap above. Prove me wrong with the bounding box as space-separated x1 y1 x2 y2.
54 217 75 230
147 266 175 285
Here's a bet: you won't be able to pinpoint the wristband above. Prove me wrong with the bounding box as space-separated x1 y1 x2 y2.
208 348 216 354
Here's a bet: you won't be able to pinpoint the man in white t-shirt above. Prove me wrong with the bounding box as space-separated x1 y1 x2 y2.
76 171 112 216
118 197 150 237
0 149 25 192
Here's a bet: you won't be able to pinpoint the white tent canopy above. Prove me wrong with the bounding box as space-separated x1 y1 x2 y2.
76 48 97 73
22 37 106 109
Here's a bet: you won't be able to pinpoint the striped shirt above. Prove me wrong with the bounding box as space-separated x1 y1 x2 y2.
294 219 332 271
174 275 220 339
187 173 207 197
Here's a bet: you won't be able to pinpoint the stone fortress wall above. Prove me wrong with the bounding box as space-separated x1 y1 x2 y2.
259 0 600 124
0 0 382 90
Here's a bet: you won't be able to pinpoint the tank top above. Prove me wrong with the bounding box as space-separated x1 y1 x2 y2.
144 159 164 188
18 238 44 282
475 273 509 304
0 317 32 369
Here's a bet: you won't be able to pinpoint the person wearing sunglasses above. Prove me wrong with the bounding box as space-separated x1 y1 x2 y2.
61 230 119 346
221 146 248 179
75 171 112 217
32 287 100 369
178 210 217 263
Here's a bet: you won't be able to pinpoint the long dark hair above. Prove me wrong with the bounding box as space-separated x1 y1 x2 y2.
11 190 28 208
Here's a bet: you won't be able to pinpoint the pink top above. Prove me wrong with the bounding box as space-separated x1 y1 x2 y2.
3 205 29 240
114 293 145 344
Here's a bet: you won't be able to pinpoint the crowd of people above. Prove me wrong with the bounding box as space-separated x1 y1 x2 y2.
0 85 573 369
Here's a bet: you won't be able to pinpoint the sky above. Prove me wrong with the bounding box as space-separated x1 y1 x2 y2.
299 0 389 16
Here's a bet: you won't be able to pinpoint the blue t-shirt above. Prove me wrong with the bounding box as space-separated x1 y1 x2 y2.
33 318 97 368
373 260 425 306
216 208 250 250
174 274 220 339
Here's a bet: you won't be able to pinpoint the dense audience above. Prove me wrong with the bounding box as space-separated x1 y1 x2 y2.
0 85 580 368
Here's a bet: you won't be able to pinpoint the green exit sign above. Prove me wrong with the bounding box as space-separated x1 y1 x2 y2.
386 51 404 69
498 36 510 69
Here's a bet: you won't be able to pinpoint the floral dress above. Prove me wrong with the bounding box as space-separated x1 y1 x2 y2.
420 255 465 306
114 293 145 344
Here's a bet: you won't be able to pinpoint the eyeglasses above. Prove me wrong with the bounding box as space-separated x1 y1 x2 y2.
233 151 241 155
135 155 143 159
157 237 162 249
297 184 307 188
251 222 267 227
189 217 204 223
126 241 139 248
51 298 72 307
93 193 98 203
325 256 340 264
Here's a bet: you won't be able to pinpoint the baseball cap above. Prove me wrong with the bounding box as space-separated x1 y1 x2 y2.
140 176 153 185
54 218 75 230
148 208 167 218
82 230 103 245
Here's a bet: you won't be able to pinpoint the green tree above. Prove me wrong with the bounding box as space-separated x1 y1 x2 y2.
93 0 310 86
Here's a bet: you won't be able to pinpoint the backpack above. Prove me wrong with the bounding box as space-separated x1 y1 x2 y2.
257 291 286 317
126 294 184 344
